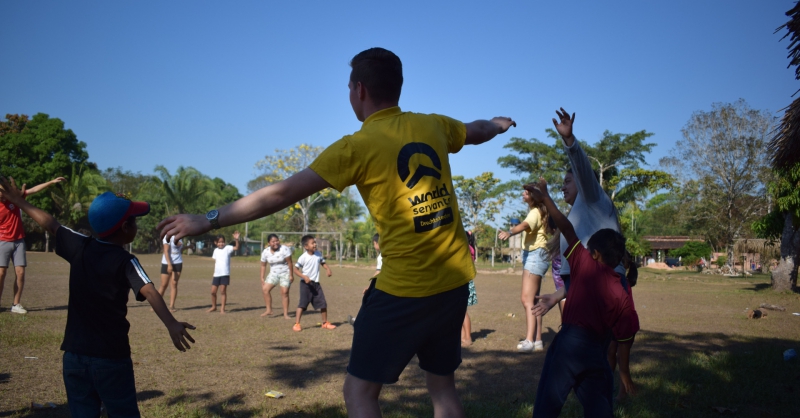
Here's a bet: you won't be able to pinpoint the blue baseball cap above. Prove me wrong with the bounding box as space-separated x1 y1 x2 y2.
89 192 150 237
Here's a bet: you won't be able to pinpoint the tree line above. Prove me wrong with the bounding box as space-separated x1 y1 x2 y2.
2 99 778 265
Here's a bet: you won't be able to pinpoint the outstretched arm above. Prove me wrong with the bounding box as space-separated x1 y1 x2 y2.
158 168 332 241
464 117 516 145
232 231 240 251
0 177 60 236
139 283 196 352
497 221 530 240
25 177 66 196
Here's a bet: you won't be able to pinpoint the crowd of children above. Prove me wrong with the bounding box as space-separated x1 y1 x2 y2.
0 47 642 417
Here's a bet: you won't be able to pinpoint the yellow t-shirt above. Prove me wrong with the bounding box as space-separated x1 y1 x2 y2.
521 208 547 251
309 107 475 297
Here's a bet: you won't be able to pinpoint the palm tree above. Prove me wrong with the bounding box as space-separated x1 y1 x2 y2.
153 166 220 215
50 164 108 228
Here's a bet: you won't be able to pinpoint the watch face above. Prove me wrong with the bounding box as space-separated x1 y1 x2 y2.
206 209 219 220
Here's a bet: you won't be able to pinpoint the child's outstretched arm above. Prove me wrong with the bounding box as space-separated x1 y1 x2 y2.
232 231 240 251
139 283 195 352
553 108 607 205
323 263 332 277
25 177 66 195
0 177 60 236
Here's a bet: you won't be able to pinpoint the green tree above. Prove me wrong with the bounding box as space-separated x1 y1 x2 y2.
0 113 94 212
154 166 220 215
50 164 108 229
670 241 713 266
662 99 775 252
453 172 506 257
251 144 339 233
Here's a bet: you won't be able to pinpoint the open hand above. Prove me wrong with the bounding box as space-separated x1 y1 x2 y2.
532 293 559 317
168 321 196 352
51 177 67 184
158 214 211 242
0 177 27 204
233 231 241 240
498 230 511 240
552 108 575 142
523 178 549 202
491 117 517 133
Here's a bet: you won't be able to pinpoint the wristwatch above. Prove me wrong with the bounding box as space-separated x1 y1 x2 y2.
206 209 220 230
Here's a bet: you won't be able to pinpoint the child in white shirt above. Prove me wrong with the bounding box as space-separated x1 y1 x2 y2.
209 231 239 314
293 235 333 331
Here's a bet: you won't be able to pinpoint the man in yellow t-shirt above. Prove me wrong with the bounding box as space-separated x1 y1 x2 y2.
157 47 515 417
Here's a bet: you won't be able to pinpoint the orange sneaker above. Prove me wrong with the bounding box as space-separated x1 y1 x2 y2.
321 322 337 330
292 323 302 332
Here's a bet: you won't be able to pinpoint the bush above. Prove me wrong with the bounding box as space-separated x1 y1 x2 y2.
671 241 712 260
683 255 699 267
715 256 727 267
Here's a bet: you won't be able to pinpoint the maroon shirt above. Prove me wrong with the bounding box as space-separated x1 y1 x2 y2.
561 241 639 341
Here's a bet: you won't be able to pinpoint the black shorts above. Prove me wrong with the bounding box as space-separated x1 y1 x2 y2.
160 263 183 274
347 280 469 384
211 275 230 286
298 281 327 310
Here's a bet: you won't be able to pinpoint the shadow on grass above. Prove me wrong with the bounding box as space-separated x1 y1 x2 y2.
0 373 8 384
470 328 495 340
8 331 798 417
26 305 68 312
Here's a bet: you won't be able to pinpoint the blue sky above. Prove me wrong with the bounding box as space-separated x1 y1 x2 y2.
2 1 796 217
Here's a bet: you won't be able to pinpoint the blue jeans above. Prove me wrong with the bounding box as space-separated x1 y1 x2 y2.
62 351 140 417
532 324 613 418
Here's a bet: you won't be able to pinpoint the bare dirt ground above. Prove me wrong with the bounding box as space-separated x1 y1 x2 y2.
1 253 799 417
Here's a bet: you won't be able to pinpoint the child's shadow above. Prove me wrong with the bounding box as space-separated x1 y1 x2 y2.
471 329 495 340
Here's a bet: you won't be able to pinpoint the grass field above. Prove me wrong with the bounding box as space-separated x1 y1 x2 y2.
1 252 799 417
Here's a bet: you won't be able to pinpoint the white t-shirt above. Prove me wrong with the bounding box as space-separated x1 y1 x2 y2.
161 236 183 264
295 251 325 283
212 245 235 277
261 245 292 275
376 253 382 271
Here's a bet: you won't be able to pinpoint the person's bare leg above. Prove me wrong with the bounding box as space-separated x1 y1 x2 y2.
0 267 7 306
520 270 536 342
13 266 24 306
158 273 170 296
461 312 472 346
531 274 543 343
426 372 465 418
281 286 291 319
343 373 383 418
321 307 328 323
295 308 304 325
219 285 227 314
208 285 218 312
169 271 180 311
262 282 275 317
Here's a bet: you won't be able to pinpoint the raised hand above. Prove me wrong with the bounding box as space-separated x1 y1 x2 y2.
158 214 211 242
233 231 241 240
491 117 517 133
552 108 576 143
523 178 549 202
0 177 27 203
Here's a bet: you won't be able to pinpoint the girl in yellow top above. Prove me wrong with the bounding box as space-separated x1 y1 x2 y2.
498 183 551 352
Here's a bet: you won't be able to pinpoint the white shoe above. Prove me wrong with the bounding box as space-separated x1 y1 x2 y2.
517 339 534 352
11 304 27 314
534 340 544 351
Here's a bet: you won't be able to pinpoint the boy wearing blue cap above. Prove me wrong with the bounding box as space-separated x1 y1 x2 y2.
0 177 195 418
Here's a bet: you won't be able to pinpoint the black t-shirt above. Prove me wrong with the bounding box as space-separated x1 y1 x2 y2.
56 226 152 358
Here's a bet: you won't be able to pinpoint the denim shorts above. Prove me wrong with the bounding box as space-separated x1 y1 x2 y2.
522 247 550 276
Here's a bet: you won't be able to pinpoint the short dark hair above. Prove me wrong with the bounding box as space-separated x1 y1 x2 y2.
372 233 379 243
350 48 403 104
587 229 626 268
215 235 226 242
267 234 279 242
301 235 315 247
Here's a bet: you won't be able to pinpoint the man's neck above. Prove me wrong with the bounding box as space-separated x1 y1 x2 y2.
361 102 398 121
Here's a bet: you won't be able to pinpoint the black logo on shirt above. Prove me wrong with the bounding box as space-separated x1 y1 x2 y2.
397 142 441 189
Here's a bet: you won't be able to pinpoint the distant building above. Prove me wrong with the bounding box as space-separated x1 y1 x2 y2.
642 236 703 262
